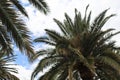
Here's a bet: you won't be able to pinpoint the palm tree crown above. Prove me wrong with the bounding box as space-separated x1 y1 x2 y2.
31 5 120 80
0 0 49 58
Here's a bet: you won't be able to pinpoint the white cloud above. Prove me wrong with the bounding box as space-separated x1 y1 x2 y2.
20 0 29 4
11 65 32 80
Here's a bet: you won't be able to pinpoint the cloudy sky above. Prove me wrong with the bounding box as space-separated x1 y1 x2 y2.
14 0 120 80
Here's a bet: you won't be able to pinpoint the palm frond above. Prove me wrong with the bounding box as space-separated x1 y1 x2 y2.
34 36 56 45
98 56 120 73
38 61 67 80
103 50 120 64
0 55 19 80
0 1 35 58
74 9 83 34
57 69 68 80
96 66 120 80
45 29 66 42
28 0 49 14
10 0 28 17
31 49 56 61
31 55 62 79
91 9 111 32
0 24 13 55
0 72 19 80
53 18 68 36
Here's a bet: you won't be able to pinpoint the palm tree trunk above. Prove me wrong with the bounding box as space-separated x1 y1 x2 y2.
79 70 94 80
78 63 94 80
81 76 93 80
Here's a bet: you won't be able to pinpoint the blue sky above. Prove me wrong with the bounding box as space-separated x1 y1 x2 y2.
14 0 120 80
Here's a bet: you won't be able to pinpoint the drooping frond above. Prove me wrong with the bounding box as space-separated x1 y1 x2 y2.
31 49 56 61
28 0 50 14
0 73 19 80
0 55 19 80
0 0 35 58
34 36 56 45
97 56 120 73
45 29 66 42
10 0 28 17
38 61 68 80
31 55 62 80
0 24 13 55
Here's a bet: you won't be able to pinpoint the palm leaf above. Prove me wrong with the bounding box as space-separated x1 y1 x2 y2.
10 0 28 17
38 61 67 80
28 0 49 14
0 1 35 58
98 56 120 73
31 55 62 79
0 55 19 80
34 36 56 45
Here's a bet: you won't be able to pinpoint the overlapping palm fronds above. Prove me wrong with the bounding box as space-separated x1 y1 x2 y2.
0 0 49 58
31 5 120 80
0 54 19 80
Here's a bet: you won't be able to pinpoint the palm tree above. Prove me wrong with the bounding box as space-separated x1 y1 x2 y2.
0 53 19 80
31 5 120 80
0 0 49 58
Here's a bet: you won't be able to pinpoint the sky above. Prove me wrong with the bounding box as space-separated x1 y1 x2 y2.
13 0 120 80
